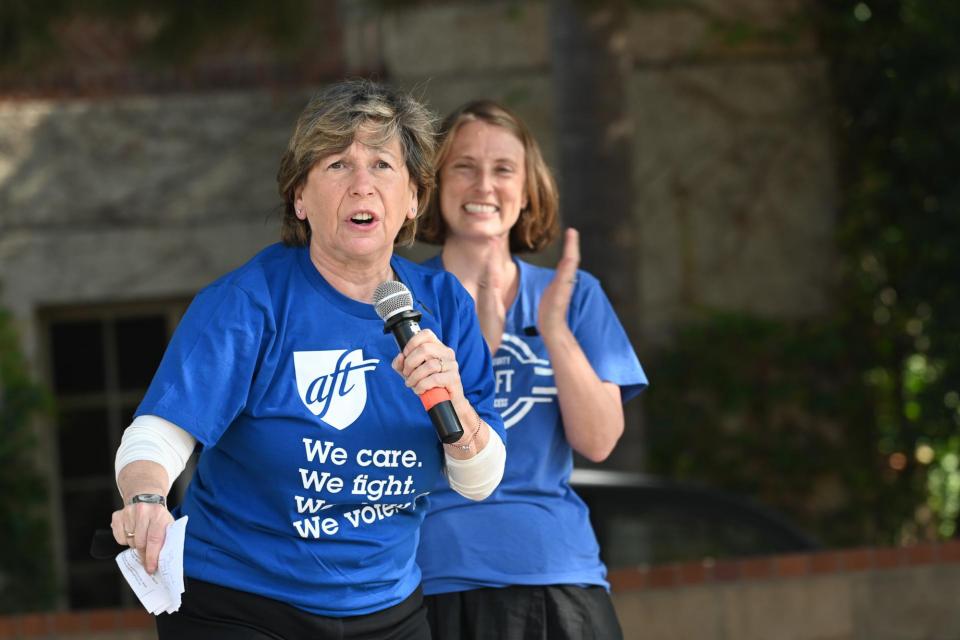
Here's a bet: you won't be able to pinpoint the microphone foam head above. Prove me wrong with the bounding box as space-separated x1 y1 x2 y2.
373 280 414 321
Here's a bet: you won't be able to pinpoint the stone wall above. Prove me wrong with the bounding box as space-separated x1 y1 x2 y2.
0 0 837 356
0 91 310 362
343 0 838 341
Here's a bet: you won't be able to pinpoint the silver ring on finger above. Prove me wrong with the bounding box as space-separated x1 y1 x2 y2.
436 357 444 374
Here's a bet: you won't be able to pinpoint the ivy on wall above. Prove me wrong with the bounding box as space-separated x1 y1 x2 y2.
645 313 908 547
823 0 960 541
0 0 313 70
0 302 54 612
647 0 960 547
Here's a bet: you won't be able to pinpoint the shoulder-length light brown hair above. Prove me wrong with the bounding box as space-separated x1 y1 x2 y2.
417 100 559 253
277 79 437 247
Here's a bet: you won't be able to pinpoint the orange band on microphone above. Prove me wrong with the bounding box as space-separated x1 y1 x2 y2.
419 387 451 411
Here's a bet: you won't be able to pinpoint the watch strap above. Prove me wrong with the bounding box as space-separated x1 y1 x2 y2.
129 493 166 507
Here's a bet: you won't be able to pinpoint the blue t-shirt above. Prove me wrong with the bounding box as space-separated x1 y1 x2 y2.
416 255 647 593
136 243 504 616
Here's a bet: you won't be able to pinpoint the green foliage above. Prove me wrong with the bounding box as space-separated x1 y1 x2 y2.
645 312 915 546
0 305 55 612
0 0 313 70
823 0 960 540
648 0 960 546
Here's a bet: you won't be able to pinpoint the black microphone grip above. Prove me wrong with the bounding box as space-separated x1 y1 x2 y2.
385 310 464 444
427 402 465 445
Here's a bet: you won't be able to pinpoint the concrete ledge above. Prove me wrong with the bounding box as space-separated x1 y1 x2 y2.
3 541 960 638
610 540 960 640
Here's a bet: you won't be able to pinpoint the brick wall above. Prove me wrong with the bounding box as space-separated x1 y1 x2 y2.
609 539 960 592
0 609 152 640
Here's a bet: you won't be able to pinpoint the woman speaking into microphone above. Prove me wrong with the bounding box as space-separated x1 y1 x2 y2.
107 80 505 639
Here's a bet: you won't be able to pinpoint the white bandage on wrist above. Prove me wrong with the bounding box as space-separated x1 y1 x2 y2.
115 415 197 493
444 428 506 501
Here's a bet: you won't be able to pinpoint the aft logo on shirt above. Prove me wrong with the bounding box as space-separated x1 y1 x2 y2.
493 333 557 428
293 349 379 430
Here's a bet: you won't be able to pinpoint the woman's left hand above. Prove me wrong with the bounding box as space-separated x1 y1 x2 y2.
538 228 580 338
392 329 492 457
391 329 465 405
535 227 625 462
110 496 173 574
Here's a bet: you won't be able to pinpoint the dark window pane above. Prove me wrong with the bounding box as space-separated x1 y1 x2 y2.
50 321 105 394
115 316 168 391
68 566 122 609
58 408 111 479
63 488 115 563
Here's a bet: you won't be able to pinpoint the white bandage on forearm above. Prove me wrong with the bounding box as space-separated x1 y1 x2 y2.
445 429 506 501
115 415 197 493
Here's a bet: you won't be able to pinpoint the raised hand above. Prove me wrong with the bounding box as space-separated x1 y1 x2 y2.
476 235 509 352
538 228 580 339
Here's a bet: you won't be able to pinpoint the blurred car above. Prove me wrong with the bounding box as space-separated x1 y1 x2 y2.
570 469 819 569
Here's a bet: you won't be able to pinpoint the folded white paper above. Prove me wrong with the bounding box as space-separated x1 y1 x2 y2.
116 516 188 615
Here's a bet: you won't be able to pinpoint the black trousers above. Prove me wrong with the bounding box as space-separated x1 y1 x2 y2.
425 584 623 640
157 578 430 640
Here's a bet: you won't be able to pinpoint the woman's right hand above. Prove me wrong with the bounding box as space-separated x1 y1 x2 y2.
476 236 509 353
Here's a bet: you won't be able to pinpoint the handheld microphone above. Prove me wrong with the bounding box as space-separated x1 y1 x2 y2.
373 281 465 444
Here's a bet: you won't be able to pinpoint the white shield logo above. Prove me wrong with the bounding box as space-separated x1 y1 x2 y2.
293 349 379 430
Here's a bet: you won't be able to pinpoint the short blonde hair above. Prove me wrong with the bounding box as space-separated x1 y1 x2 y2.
417 100 559 253
277 79 437 246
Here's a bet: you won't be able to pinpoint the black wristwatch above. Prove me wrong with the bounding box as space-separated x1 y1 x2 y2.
129 493 166 507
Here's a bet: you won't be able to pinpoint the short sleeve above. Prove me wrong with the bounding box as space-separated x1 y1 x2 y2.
136 283 270 446
568 272 648 402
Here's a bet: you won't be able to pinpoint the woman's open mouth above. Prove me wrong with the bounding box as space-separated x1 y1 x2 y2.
350 212 375 225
